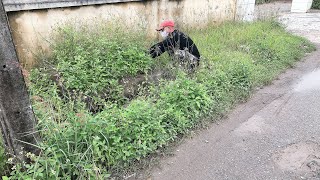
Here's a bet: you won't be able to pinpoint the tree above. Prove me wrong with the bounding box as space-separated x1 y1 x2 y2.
0 0 39 161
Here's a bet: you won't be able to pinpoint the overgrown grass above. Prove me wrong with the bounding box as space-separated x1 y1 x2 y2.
190 21 314 87
42 21 156 111
0 135 9 177
2 20 315 179
312 0 320 9
255 0 274 4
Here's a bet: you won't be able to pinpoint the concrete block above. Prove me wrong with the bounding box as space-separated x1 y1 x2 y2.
236 0 255 21
291 0 313 13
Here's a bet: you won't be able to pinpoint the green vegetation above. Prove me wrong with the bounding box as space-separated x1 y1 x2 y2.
256 0 272 4
49 23 155 109
312 0 320 9
1 20 315 179
0 136 8 177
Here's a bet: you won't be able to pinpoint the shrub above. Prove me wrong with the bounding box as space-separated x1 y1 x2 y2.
156 73 213 135
8 111 112 179
0 137 8 176
255 0 272 4
94 99 169 167
7 74 213 179
312 0 320 9
49 23 155 108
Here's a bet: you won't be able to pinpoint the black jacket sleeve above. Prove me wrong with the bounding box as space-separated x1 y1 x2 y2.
149 42 165 58
149 38 173 58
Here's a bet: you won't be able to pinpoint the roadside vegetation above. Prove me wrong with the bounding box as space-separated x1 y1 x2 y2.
312 0 320 9
1 20 315 179
255 0 274 4
0 137 9 176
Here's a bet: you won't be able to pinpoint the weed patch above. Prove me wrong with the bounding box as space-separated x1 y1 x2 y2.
312 0 320 9
44 22 156 111
255 0 277 4
0 136 9 177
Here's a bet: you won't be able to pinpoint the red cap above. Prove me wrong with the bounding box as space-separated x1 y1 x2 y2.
156 20 175 31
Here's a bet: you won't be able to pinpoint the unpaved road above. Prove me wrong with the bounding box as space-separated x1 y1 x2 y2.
149 12 320 180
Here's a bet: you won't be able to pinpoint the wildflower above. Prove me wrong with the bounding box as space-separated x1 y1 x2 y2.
26 152 35 160
7 158 14 164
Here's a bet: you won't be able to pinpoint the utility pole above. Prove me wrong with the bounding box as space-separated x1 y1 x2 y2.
0 0 39 160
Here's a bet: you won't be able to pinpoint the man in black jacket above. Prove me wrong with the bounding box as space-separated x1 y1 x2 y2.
149 20 201 69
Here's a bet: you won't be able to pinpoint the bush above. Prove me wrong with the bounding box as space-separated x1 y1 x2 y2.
0 137 9 176
8 99 168 179
312 0 320 9
49 23 155 108
255 0 272 4
156 73 213 135
7 74 213 179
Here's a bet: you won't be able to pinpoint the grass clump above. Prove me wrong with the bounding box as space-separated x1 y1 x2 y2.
3 20 315 179
255 0 274 4
0 136 9 177
312 0 320 9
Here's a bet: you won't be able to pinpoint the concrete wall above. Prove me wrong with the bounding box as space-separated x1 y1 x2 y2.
236 0 255 21
6 0 237 68
3 0 142 11
291 0 313 13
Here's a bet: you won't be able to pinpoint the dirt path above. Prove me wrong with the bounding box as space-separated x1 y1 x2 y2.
148 10 320 180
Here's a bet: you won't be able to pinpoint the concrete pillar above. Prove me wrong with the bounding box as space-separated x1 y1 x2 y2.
291 0 313 13
0 0 39 160
236 0 255 21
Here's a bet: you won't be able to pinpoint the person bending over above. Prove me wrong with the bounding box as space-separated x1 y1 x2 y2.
149 20 201 69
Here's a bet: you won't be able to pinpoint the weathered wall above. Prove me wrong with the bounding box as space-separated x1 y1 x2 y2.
6 0 237 68
291 0 313 12
3 0 142 11
236 0 255 21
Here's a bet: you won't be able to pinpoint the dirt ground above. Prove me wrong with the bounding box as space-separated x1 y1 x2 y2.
145 2 320 180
